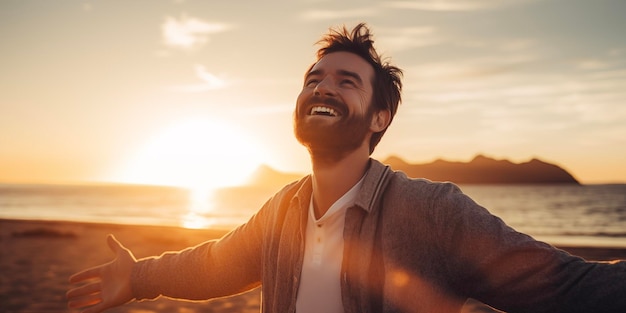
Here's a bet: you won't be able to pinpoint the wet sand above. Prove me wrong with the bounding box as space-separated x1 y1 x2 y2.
1 218 624 312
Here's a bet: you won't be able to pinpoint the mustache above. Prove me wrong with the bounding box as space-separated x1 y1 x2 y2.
303 95 348 114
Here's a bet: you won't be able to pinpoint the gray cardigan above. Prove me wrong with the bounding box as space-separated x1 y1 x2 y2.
131 159 626 313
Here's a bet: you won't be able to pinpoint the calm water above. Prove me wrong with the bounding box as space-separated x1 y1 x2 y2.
1 183 625 248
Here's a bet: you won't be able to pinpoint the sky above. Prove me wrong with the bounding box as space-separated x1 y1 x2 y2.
1 0 625 188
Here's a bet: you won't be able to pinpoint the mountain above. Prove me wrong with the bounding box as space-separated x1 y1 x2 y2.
383 154 579 184
246 155 579 187
246 164 304 189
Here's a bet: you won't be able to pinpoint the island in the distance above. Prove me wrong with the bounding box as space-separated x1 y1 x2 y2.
383 154 579 184
247 154 579 186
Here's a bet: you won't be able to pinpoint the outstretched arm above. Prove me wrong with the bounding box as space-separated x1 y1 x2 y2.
67 235 136 313
436 185 626 313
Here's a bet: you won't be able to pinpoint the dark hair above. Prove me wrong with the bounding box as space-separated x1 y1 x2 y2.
314 23 403 154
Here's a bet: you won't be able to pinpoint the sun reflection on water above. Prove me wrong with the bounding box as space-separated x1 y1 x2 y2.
182 187 216 229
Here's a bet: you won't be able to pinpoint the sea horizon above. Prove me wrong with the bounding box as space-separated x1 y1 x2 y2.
1 182 625 249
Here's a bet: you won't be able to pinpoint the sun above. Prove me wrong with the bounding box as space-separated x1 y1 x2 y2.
114 118 264 191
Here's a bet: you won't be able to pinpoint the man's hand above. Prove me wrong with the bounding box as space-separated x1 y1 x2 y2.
67 234 136 313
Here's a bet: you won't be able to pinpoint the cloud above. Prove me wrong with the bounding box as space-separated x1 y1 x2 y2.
168 64 229 92
405 47 537 85
378 24 536 53
82 3 93 12
405 54 626 138
608 48 624 57
298 8 378 21
395 37 626 151
161 14 229 49
576 59 609 70
194 65 227 89
384 0 536 11
378 26 442 51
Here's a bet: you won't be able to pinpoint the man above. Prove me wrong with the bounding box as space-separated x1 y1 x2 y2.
67 23 626 313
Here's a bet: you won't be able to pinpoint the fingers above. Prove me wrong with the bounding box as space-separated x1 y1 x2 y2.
67 281 101 299
68 296 107 313
67 292 101 310
70 235 119 284
67 282 102 311
67 235 131 313
107 234 123 254
69 266 102 284
82 301 110 313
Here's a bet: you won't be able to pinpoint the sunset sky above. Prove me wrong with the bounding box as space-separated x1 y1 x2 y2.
1 0 625 188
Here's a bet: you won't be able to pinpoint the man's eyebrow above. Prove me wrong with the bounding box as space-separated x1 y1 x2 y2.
305 69 322 81
337 69 363 85
304 69 364 86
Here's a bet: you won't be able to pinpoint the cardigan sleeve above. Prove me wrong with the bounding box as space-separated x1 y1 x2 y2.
434 183 626 313
130 198 272 301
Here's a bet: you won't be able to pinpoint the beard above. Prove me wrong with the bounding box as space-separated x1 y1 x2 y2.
294 96 374 164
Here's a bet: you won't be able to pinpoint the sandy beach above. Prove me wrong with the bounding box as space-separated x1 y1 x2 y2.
1 218 625 313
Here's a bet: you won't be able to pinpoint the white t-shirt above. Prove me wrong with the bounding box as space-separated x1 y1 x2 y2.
295 177 365 313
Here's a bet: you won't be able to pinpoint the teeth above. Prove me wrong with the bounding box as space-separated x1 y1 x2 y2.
310 106 338 116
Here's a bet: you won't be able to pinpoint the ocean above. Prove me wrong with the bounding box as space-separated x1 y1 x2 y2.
1 183 625 248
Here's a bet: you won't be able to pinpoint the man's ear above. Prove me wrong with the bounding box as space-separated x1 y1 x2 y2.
370 109 391 133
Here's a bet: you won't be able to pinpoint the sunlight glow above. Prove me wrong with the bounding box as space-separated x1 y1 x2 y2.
112 117 266 230
114 118 264 191
182 211 218 229
182 187 216 229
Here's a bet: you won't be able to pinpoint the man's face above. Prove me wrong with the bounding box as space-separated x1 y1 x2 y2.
294 51 376 162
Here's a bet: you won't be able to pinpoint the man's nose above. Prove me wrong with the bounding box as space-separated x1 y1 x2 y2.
314 77 337 97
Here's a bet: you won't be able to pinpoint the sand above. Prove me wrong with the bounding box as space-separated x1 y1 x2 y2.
1 218 625 313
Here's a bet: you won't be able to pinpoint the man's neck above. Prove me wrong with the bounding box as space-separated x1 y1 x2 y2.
310 147 370 219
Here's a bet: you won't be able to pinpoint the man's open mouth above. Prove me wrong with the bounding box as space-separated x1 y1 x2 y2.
309 106 339 117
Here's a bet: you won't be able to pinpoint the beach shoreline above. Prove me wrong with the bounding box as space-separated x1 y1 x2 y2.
1 218 259 313
2 218 625 312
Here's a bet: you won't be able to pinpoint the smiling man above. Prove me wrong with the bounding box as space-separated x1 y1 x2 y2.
67 23 626 313
295 50 384 165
